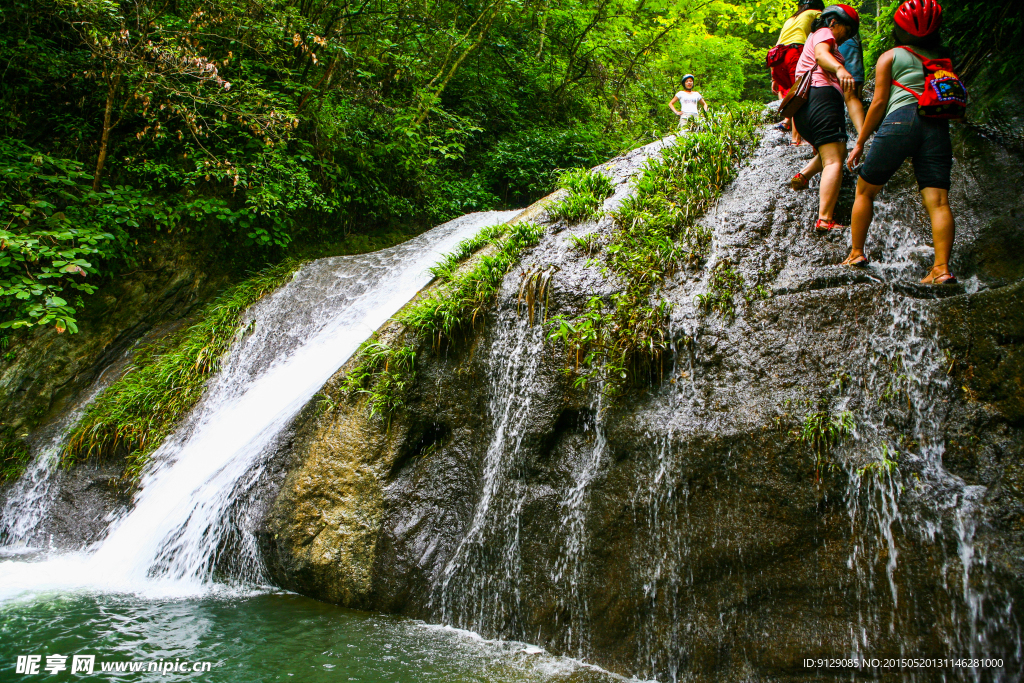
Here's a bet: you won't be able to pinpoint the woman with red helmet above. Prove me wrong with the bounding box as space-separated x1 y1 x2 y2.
843 0 957 284
790 3 861 232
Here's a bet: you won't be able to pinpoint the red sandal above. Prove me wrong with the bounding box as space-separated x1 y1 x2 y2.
790 172 809 190
814 218 846 232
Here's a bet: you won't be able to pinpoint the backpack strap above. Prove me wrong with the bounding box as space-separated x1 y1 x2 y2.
891 79 922 100
895 45 927 63
891 47 924 100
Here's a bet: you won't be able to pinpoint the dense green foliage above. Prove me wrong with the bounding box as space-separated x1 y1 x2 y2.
548 107 762 394
61 260 301 481
0 0 792 334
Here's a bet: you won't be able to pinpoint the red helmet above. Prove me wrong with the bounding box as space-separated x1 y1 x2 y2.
894 0 942 37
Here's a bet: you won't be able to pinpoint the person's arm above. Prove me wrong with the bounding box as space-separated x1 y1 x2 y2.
847 50 894 170
700 97 708 111
814 39 855 93
668 95 682 116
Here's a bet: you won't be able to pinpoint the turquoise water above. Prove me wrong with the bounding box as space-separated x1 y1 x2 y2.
0 558 624 683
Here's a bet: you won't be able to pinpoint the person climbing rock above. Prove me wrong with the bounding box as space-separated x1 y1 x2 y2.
843 0 958 284
789 3 861 232
768 0 824 145
668 74 709 129
789 11 866 193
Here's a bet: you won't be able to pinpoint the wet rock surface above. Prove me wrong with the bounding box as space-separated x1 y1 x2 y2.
262 112 1024 681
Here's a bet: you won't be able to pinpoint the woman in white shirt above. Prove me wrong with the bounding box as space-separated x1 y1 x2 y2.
668 75 709 128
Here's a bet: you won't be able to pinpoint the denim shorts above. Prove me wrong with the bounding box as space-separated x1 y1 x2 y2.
859 104 952 190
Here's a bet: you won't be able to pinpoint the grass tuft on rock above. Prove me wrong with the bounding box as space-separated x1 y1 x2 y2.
61 260 302 482
696 258 746 320
547 106 762 394
341 220 543 418
400 221 544 346
547 168 614 224
340 340 417 420
797 409 854 480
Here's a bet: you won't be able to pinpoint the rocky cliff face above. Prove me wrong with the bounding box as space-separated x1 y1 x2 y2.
260 116 1024 680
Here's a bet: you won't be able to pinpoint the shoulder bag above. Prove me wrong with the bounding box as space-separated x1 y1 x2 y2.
780 64 816 119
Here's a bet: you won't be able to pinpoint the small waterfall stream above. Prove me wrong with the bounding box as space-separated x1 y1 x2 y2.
0 210 518 597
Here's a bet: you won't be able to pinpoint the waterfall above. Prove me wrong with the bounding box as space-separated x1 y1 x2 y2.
0 366 123 547
0 210 519 597
435 307 549 635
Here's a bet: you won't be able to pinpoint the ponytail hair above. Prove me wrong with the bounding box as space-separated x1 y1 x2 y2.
790 0 825 19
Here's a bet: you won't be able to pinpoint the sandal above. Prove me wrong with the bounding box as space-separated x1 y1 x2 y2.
790 172 809 190
842 254 870 268
921 265 958 284
774 122 790 132
814 218 846 232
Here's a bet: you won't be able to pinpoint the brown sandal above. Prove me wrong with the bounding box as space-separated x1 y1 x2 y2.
921 264 958 284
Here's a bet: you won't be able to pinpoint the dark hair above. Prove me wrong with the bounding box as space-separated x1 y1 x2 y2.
791 0 825 18
811 10 856 33
892 25 944 51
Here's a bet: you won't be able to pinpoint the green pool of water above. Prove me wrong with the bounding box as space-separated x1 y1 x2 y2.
0 588 627 682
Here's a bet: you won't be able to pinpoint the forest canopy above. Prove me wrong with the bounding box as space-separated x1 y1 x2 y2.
0 0 1017 332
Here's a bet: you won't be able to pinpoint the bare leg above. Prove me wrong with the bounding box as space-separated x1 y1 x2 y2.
842 177 883 264
800 153 823 181
920 187 955 281
816 141 846 221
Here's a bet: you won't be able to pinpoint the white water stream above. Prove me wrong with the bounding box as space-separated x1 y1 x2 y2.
0 210 519 600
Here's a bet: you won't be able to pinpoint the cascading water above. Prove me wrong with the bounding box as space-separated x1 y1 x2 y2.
0 369 122 547
435 306 549 635
837 194 1021 672
0 209 518 596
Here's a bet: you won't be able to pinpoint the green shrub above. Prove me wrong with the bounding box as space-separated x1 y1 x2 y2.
0 428 31 484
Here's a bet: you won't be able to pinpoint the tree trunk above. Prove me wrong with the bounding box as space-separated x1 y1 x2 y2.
92 74 121 191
